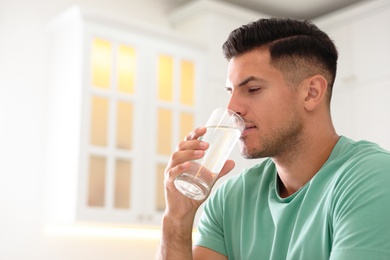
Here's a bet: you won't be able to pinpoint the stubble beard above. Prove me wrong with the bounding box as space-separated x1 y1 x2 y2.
240 114 304 160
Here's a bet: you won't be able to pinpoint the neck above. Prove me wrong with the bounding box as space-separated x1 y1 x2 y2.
274 131 339 198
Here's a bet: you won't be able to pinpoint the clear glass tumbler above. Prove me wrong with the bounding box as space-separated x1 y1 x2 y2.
174 108 245 200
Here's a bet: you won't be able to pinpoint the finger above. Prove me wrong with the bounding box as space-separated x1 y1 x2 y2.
216 160 235 180
176 139 209 153
165 161 190 182
168 149 205 170
184 127 207 141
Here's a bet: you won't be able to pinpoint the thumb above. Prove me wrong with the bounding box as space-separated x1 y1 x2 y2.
216 160 235 180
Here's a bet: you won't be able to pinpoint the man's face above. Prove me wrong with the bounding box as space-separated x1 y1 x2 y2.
226 49 304 159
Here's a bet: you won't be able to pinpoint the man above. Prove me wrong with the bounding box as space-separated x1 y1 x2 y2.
156 18 390 259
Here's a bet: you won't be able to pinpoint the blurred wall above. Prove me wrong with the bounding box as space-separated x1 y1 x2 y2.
0 0 170 259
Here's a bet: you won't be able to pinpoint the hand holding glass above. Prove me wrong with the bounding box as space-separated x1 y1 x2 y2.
174 108 245 200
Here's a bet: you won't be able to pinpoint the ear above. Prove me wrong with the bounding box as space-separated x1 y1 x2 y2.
303 75 328 111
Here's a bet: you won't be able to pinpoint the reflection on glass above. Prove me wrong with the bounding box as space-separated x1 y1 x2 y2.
157 109 172 155
156 163 166 211
90 96 108 146
118 45 136 94
180 112 194 142
180 60 195 106
116 101 133 150
114 159 131 209
91 38 112 89
88 156 106 207
157 54 173 102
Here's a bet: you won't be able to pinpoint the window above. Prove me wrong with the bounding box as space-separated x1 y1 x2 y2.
82 36 200 223
46 9 203 225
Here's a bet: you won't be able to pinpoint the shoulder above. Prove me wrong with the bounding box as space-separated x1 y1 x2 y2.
329 136 390 178
336 136 390 161
328 136 390 215
329 138 390 257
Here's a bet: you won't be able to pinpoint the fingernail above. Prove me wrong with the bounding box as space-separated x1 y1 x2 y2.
181 161 190 169
194 150 204 156
199 142 208 149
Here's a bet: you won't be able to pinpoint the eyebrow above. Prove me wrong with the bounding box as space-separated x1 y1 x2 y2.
225 76 266 91
239 76 267 86
238 76 258 87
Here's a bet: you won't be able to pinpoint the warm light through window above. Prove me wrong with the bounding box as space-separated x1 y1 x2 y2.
180 60 195 106
114 159 131 209
179 112 194 142
88 156 106 207
90 96 108 146
156 164 166 211
157 109 173 155
91 38 112 89
118 45 136 94
116 101 133 149
157 55 174 102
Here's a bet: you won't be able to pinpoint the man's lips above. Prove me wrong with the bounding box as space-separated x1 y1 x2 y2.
241 124 256 137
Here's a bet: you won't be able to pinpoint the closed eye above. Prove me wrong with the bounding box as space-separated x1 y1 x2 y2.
248 87 261 93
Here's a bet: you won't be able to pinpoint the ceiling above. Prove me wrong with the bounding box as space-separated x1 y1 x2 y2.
166 0 369 20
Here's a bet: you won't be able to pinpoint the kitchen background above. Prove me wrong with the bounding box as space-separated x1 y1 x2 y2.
0 0 389 259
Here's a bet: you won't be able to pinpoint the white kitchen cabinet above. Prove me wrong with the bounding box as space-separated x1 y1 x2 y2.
350 6 390 81
354 78 390 148
315 0 390 149
46 6 205 226
316 0 390 82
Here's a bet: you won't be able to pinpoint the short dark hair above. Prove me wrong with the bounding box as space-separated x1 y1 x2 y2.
222 18 338 102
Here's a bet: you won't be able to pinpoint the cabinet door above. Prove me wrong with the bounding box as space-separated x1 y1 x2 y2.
351 7 390 81
151 49 199 221
77 29 203 225
354 79 390 150
78 34 143 223
325 23 355 91
315 1 390 149
325 24 357 137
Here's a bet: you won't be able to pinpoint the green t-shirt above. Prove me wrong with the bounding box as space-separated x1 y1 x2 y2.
195 136 390 259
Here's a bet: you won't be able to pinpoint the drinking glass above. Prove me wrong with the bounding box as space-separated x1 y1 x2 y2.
174 108 245 200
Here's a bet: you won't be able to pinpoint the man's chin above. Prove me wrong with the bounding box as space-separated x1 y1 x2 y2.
240 146 267 159
240 147 255 159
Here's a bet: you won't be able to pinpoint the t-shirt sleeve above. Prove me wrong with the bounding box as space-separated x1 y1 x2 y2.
330 153 390 259
194 183 228 256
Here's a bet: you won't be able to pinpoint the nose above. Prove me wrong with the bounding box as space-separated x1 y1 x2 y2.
227 92 245 117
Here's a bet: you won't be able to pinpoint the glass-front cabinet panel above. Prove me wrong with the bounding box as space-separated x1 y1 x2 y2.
80 36 139 223
154 53 196 212
47 8 203 225
78 34 201 225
